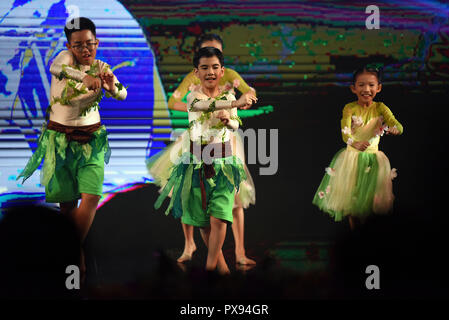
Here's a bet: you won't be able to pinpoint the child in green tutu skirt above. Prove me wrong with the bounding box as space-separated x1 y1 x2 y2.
313 65 403 230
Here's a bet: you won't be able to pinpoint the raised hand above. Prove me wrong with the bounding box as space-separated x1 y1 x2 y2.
233 93 258 109
82 74 101 91
219 116 230 126
216 110 230 126
99 72 115 92
386 126 400 135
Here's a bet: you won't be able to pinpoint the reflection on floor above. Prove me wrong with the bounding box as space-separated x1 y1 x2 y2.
83 239 333 299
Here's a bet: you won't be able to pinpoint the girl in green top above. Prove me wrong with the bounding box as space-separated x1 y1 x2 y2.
150 34 257 265
313 66 403 230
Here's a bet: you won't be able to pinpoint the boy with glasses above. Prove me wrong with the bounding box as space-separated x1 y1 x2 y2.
18 17 127 277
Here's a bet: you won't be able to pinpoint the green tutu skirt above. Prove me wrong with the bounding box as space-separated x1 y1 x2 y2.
312 146 396 222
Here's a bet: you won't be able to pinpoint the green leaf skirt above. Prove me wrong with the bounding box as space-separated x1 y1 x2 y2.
18 125 111 187
154 152 247 219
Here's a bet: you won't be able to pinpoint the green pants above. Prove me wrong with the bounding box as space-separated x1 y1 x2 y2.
181 169 235 227
46 143 105 203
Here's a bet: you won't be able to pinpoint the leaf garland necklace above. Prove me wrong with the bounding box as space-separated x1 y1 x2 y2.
47 62 126 117
188 91 242 143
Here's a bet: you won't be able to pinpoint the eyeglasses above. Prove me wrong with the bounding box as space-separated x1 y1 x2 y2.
71 41 98 52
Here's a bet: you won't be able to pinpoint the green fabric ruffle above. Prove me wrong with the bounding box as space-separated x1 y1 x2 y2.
18 125 110 186
312 148 380 222
154 152 246 219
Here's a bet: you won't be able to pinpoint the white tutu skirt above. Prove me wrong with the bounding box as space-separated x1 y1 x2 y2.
313 116 397 221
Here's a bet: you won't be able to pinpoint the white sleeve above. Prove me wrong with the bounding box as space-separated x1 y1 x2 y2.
187 91 234 111
49 50 86 82
99 62 127 100
110 73 127 100
226 94 239 130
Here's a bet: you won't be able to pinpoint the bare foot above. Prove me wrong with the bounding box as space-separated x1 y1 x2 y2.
177 243 196 263
236 255 256 265
217 263 231 275
177 252 192 263
236 263 256 273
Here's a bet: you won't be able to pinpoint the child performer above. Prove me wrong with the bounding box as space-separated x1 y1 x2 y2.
154 47 257 273
168 34 256 111
312 66 403 230
149 34 256 265
18 17 127 270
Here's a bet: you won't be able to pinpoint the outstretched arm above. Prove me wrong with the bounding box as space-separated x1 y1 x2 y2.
188 91 257 112
50 50 102 90
49 50 86 82
188 97 234 112
168 70 199 111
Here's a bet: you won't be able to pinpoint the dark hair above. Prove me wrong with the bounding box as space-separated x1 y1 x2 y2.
193 47 224 68
194 34 223 52
352 64 383 84
64 17 96 42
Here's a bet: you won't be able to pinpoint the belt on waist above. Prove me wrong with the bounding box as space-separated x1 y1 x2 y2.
190 140 233 211
47 120 101 144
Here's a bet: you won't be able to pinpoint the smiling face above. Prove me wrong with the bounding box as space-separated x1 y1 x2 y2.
350 72 382 106
66 29 98 66
194 55 224 91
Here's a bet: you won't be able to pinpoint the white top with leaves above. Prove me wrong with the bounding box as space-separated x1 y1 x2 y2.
48 50 127 126
186 88 239 145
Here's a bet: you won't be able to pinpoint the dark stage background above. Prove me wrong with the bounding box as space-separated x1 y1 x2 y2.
1 0 449 300
89 0 449 298
112 0 449 238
